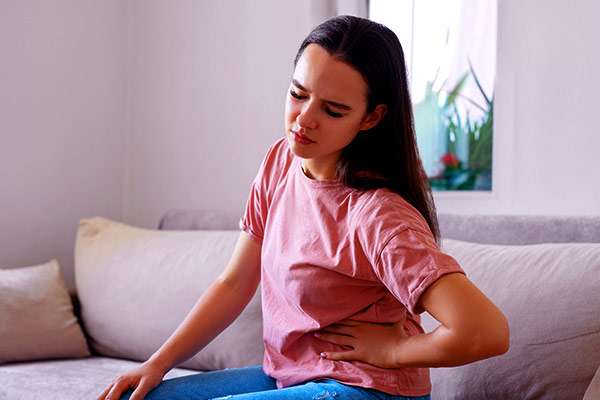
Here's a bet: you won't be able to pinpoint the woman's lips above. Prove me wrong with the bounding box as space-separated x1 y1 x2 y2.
291 129 315 144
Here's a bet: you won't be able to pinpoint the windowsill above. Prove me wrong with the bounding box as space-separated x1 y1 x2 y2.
432 190 497 200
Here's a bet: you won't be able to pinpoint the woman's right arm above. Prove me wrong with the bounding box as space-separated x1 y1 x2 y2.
98 231 262 400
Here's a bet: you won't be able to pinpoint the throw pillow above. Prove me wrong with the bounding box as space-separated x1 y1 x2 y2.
420 239 600 400
0 259 90 363
74 217 263 371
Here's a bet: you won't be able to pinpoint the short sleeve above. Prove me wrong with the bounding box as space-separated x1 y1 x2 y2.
239 175 267 245
373 227 467 315
238 137 290 245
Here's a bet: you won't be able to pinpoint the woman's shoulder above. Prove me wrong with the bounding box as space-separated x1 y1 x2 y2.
262 135 293 166
352 187 431 236
254 135 294 187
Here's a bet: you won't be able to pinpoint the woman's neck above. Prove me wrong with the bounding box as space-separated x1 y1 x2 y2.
301 159 338 181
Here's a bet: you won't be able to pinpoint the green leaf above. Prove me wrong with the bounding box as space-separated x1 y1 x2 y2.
468 58 491 107
444 71 470 108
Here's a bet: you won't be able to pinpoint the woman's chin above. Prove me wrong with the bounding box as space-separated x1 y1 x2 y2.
286 137 312 158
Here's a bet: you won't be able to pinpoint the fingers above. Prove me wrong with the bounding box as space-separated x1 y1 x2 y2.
336 319 361 326
321 349 357 361
314 331 356 346
320 324 355 337
97 384 112 400
129 377 154 400
104 378 132 400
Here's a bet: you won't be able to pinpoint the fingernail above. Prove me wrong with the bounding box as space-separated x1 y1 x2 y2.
320 352 327 358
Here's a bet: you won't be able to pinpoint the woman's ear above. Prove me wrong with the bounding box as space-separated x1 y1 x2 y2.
359 104 388 131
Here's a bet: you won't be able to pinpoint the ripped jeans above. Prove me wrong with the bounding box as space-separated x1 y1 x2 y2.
119 364 431 400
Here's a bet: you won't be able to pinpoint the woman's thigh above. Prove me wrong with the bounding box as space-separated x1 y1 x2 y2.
118 365 277 400
211 378 431 400
118 367 431 400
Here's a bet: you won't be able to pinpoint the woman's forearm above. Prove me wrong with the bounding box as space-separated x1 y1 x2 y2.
147 278 258 374
390 324 508 368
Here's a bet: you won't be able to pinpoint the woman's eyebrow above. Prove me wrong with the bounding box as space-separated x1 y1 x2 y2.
292 78 353 111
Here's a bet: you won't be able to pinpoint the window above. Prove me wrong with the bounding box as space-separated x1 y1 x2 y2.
369 0 497 191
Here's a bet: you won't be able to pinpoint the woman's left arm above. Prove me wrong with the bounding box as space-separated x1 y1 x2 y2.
316 272 510 368
390 271 510 368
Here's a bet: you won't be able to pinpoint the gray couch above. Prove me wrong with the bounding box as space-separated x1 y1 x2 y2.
1 210 599 400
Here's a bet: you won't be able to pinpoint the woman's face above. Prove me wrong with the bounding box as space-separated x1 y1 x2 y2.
284 43 386 167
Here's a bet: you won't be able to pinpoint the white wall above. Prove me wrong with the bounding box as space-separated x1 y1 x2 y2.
0 0 312 291
124 0 311 227
0 0 127 291
2 0 599 291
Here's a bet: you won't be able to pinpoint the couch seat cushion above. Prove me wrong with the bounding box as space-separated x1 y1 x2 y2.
0 356 198 400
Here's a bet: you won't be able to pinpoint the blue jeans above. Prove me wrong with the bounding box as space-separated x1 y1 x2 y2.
119 365 431 400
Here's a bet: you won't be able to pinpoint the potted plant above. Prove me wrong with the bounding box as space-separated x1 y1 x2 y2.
424 60 494 191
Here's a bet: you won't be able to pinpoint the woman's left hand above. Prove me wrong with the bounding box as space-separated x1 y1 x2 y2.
313 318 409 369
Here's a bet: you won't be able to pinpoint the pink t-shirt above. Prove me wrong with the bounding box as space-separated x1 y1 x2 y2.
239 136 466 396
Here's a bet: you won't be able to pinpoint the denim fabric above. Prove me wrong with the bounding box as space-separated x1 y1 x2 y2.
119 365 430 400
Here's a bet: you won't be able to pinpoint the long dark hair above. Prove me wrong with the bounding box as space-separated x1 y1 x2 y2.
293 15 441 245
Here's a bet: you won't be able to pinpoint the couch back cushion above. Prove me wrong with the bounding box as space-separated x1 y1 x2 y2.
74 217 263 370
157 210 600 245
438 213 600 245
420 238 600 400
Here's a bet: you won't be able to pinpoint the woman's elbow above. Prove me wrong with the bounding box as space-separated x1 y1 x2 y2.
474 312 511 358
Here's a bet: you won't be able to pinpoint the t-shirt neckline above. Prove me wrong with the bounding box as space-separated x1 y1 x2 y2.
295 157 344 188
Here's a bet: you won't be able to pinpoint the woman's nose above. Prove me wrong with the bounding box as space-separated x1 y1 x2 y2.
296 104 318 130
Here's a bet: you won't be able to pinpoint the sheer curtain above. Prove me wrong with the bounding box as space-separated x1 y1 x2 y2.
444 1 496 170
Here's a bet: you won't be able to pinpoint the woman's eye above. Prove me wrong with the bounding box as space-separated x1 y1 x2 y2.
326 109 343 118
290 90 344 118
290 89 304 100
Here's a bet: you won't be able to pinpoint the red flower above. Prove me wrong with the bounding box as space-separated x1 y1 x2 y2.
441 152 460 168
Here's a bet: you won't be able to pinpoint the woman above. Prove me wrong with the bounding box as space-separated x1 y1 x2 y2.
99 15 509 400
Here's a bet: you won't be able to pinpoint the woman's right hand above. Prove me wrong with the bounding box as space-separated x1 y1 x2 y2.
97 360 167 400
